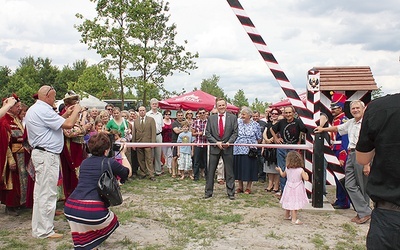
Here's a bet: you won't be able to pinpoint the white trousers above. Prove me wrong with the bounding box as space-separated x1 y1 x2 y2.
162 146 173 168
31 149 60 238
153 134 163 174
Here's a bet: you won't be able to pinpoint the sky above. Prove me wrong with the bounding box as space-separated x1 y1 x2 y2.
1 0 399 104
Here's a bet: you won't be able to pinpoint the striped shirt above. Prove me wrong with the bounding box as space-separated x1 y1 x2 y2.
192 118 208 146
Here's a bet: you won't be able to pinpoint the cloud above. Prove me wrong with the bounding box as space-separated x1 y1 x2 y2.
1 0 398 105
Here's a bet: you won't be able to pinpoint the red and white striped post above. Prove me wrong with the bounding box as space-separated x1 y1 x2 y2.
226 0 317 193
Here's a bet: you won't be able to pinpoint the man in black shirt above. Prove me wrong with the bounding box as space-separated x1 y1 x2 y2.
356 93 400 249
270 106 307 194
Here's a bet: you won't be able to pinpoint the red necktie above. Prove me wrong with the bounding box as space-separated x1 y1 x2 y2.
219 114 224 138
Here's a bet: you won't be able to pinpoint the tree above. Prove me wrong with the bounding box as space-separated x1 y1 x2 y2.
56 60 89 97
250 98 270 114
200 74 227 100
232 89 249 108
371 86 384 100
76 0 198 106
67 65 119 100
0 66 11 93
6 56 60 106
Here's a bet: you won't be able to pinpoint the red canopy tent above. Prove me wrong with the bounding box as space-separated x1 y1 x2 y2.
159 90 240 113
270 92 307 108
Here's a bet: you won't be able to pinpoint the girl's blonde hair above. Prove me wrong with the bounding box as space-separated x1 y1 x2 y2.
180 120 190 128
286 151 304 169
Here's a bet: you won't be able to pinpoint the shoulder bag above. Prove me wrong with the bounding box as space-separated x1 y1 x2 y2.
248 147 258 158
97 158 123 207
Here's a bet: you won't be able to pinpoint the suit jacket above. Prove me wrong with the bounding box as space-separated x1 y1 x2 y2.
132 116 156 143
205 112 238 154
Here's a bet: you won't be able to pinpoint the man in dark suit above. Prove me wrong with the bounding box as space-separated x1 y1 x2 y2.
132 106 157 180
204 98 238 200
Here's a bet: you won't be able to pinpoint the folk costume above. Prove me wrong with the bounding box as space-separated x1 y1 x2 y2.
0 95 28 214
59 92 87 200
330 93 350 209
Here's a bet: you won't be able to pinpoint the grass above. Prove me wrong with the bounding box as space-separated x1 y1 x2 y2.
0 173 369 249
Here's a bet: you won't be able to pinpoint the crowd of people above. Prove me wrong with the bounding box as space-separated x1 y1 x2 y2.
1 87 399 249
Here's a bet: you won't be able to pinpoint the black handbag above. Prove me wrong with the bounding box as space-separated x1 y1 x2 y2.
248 147 258 158
97 158 123 207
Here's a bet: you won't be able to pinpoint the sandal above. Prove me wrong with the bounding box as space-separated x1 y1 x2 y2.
244 189 251 194
292 219 303 225
235 188 243 193
284 216 292 220
265 188 272 192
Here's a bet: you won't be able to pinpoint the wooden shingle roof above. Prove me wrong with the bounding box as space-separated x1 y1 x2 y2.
314 66 378 91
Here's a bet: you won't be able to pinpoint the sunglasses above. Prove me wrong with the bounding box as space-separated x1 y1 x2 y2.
198 112 205 114
271 113 279 115
46 86 54 96
211 113 218 115
107 108 113 111
165 113 171 115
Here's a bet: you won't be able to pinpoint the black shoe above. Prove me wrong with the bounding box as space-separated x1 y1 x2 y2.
149 177 156 181
5 207 19 216
203 195 212 199
228 195 235 200
333 204 350 209
139 175 147 179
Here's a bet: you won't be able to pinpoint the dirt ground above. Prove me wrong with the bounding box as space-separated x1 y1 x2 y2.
0 180 369 250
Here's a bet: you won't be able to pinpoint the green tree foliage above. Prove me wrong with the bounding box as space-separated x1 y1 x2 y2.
371 86 384 100
232 89 249 108
68 65 119 100
0 66 12 93
200 74 227 100
56 60 89 97
5 56 60 106
75 0 198 106
250 98 270 114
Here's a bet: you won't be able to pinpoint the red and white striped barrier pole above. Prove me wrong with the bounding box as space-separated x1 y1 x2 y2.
119 142 312 150
226 0 315 128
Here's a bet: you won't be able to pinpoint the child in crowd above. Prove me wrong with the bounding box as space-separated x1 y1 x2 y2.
177 121 194 180
276 151 309 225
110 129 125 164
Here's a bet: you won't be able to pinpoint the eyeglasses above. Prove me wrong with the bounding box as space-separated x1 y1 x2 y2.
46 86 54 96
198 112 205 114
107 108 113 111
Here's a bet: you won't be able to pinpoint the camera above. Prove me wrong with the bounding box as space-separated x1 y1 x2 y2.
112 143 121 152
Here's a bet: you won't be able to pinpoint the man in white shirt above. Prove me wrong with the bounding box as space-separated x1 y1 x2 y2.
146 98 164 175
25 85 81 239
315 100 371 224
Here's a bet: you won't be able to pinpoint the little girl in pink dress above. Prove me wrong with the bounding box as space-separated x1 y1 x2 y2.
276 151 309 225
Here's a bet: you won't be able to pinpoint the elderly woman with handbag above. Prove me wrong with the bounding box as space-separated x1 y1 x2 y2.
233 107 262 195
64 132 132 250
